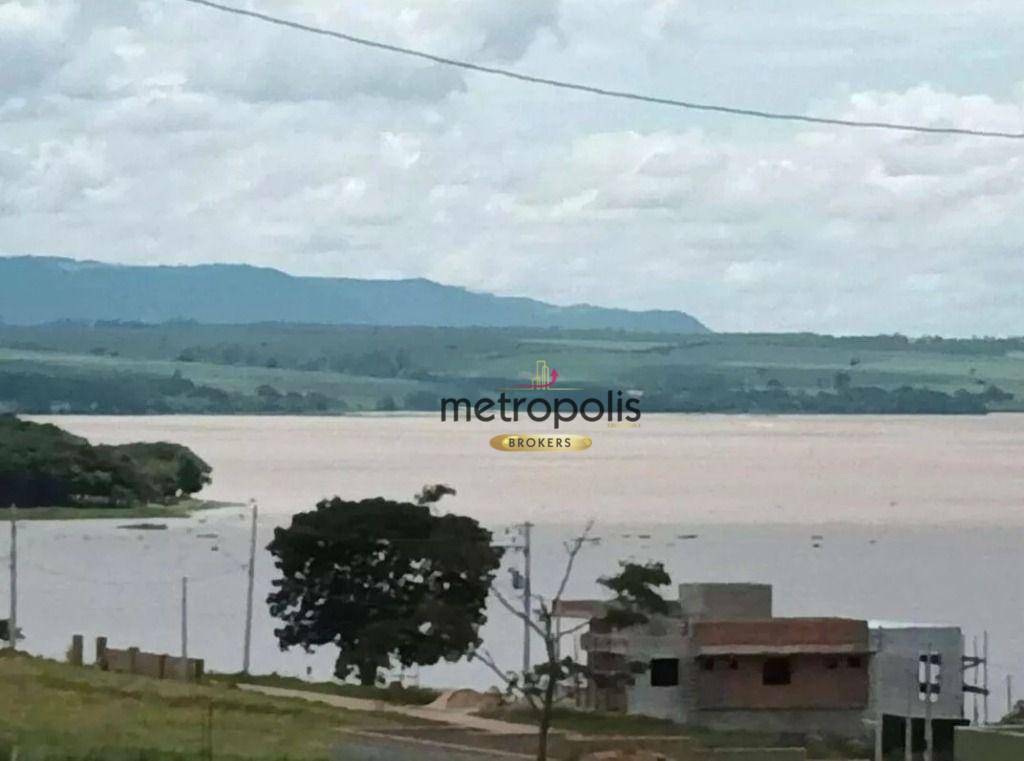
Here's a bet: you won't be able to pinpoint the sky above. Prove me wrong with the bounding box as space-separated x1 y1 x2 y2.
1 0 1022 336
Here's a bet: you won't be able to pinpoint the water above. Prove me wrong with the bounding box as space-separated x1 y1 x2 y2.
13 414 1024 714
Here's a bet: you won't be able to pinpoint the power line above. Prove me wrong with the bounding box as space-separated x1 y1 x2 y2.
181 0 1024 140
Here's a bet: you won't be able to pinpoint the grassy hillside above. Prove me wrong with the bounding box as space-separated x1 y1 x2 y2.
0 323 1021 413
0 652 416 760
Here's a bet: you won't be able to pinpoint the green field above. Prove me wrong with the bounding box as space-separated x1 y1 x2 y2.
0 652 420 760
1 323 1022 413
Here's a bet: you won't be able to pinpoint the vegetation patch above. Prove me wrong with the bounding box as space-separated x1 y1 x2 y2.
0 652 417 760
0 323 1021 414
0 416 210 510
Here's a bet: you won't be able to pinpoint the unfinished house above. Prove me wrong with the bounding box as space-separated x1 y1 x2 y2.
559 583 966 743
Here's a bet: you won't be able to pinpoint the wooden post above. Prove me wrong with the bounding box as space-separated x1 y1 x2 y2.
69 634 84 666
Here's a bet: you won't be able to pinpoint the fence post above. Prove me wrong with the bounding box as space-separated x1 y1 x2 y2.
95 636 108 669
69 634 84 667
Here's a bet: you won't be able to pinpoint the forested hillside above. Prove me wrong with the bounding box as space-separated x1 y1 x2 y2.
0 323 1018 415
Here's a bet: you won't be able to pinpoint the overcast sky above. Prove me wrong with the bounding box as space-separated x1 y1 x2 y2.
1 1 1022 335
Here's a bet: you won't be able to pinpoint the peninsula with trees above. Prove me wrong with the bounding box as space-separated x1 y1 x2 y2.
0 416 212 517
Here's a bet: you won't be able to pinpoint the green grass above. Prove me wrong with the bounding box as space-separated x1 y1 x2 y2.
0 500 234 522
0 652 421 760
209 671 441 706
478 705 869 758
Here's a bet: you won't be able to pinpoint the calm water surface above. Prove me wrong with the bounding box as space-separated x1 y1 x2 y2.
15 414 1024 706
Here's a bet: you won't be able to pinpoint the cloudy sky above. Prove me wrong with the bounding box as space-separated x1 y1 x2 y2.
1 1 1022 335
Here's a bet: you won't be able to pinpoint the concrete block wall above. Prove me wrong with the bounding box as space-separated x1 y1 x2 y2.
678 584 773 621
89 636 203 681
870 626 964 721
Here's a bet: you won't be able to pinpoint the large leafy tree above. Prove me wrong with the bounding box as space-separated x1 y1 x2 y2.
266 496 502 685
597 561 672 629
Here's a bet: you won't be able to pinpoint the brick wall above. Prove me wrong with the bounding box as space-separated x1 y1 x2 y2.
696 653 869 710
694 618 868 651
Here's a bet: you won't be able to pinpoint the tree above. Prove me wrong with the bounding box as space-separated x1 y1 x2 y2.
415 483 457 506
474 522 596 761
176 454 209 495
597 560 672 630
587 561 673 714
0 619 23 644
0 417 210 508
266 496 502 686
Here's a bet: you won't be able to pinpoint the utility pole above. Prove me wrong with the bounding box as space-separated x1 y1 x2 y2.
8 504 16 650
242 499 258 674
181 576 189 681
521 521 533 675
1008 674 1014 716
924 644 933 761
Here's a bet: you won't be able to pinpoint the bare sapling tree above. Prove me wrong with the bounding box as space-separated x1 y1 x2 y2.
473 520 596 761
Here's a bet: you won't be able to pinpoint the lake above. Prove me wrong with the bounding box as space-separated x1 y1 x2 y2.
14 414 1024 713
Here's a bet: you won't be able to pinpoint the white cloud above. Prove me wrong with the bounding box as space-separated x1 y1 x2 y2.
1 1 1023 335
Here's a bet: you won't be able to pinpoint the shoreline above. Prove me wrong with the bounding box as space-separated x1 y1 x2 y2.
0 498 239 522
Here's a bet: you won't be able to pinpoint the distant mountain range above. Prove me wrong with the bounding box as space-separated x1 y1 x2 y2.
0 256 708 333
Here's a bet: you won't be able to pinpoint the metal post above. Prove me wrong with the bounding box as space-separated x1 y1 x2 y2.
522 522 533 675
973 636 980 725
983 631 990 724
874 627 884 761
905 665 914 761
874 712 883 761
242 499 258 674
181 576 189 681
924 644 933 761
8 504 16 650
555 614 562 663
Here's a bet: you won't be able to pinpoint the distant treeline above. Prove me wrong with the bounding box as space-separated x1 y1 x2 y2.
0 416 211 508
645 383 1008 414
0 370 351 414
0 322 1020 415
0 368 1010 416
